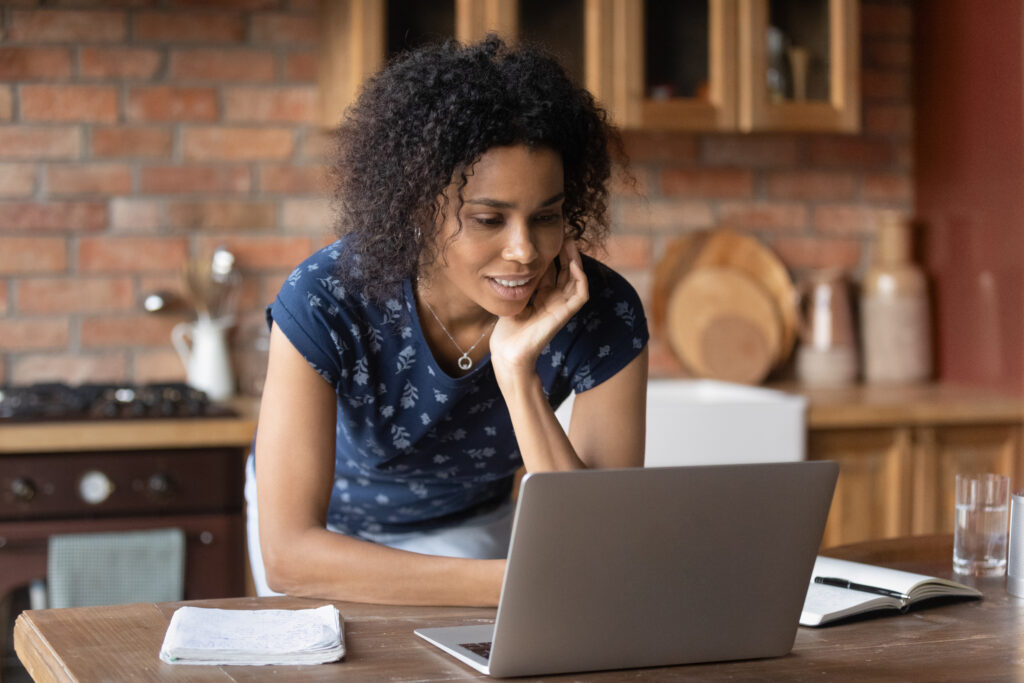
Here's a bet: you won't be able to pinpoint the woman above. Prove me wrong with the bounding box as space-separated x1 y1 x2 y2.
248 36 649 606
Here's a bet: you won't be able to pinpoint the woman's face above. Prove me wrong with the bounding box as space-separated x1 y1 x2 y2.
425 144 566 318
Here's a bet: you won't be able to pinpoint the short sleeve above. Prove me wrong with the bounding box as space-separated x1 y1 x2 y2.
267 253 352 389
552 256 649 395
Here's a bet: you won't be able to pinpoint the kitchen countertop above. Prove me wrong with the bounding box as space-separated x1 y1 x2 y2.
0 397 259 453
1 383 1021 453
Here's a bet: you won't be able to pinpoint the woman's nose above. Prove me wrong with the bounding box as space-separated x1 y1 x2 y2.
501 221 538 264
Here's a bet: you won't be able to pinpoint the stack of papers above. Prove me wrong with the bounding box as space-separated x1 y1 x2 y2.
159 605 345 666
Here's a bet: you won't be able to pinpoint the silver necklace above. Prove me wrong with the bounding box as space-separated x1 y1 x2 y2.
420 298 497 371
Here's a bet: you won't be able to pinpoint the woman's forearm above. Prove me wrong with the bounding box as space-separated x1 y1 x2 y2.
495 369 586 472
260 525 505 606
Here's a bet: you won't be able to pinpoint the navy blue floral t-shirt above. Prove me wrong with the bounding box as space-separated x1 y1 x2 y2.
267 240 649 536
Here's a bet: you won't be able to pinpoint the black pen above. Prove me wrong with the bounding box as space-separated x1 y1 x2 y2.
814 576 908 600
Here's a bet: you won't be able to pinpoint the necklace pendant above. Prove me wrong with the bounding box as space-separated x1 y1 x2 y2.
457 354 473 371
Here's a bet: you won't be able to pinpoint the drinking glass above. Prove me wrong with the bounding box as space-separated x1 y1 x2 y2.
954 473 1010 576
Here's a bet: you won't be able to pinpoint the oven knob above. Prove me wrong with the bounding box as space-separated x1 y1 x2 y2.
10 477 36 502
78 470 115 504
147 473 173 496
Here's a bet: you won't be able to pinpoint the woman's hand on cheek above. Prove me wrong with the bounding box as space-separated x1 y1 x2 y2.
489 240 589 383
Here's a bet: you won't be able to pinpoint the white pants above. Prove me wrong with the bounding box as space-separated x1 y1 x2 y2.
244 456 514 596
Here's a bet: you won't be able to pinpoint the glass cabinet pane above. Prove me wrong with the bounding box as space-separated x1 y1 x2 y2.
518 0 585 85
767 0 830 102
644 0 710 101
387 0 455 58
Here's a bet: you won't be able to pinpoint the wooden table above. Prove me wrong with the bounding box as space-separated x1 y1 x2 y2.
13 535 1022 681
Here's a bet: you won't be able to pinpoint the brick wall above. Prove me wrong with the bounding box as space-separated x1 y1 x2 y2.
0 0 912 392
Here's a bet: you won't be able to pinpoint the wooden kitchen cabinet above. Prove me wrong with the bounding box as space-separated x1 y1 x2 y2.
799 384 1024 548
318 0 859 132
587 0 859 131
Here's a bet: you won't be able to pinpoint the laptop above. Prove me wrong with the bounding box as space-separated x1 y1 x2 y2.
415 461 838 677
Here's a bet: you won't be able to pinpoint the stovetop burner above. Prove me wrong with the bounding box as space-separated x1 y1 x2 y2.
0 383 235 422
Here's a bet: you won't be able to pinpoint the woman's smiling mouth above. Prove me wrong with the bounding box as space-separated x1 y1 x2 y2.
488 275 535 301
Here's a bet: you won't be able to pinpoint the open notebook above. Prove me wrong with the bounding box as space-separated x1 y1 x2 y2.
416 461 838 677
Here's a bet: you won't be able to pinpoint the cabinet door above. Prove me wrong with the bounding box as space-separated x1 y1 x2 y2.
737 0 859 131
586 0 738 130
808 427 913 547
913 424 1024 535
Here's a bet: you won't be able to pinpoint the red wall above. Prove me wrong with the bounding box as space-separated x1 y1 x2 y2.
915 0 1024 395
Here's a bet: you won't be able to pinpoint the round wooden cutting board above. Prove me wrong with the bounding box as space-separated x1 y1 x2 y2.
652 229 797 366
665 266 782 385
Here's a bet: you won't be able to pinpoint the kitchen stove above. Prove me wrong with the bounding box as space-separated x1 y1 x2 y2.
0 382 234 422
0 382 247 678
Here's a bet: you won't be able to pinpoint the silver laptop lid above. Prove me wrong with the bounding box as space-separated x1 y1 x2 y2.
487 461 837 677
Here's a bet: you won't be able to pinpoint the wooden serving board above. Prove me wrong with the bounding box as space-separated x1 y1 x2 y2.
666 267 781 384
652 229 797 366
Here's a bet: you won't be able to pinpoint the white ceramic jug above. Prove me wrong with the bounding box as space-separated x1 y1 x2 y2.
171 314 235 401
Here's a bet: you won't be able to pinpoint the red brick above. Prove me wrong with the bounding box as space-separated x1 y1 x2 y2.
170 0 281 8
141 165 252 194
862 173 912 202
299 129 333 161
864 104 913 135
0 237 67 274
9 10 128 42
183 127 294 161
12 352 128 385
648 336 686 378
169 48 275 81
610 165 651 197
91 126 173 158
717 201 808 231
79 47 162 79
285 50 317 82
661 168 754 198
259 163 328 194
281 198 331 232
20 84 118 123
0 88 11 121
861 69 910 101
166 200 277 231
82 314 182 347
224 86 318 123
250 13 318 44
813 205 905 235
0 202 107 233
0 47 73 80
194 236 314 268
0 126 81 159
621 130 698 163
0 319 70 350
616 198 714 232
701 135 802 167
809 138 892 167
603 234 652 270
134 11 245 43
133 348 188 384
0 163 38 197
771 236 863 271
16 276 134 313
111 198 164 232
47 163 132 195
78 236 188 273
864 41 911 69
861 3 912 38
764 171 858 200
127 86 218 122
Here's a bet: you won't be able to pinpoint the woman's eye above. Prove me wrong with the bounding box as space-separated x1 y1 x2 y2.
472 215 503 227
533 213 562 224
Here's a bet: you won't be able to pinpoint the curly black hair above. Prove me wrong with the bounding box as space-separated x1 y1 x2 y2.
332 34 622 301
